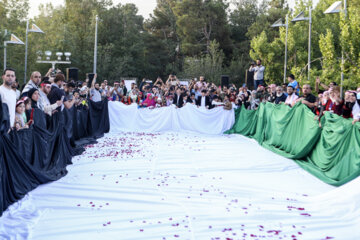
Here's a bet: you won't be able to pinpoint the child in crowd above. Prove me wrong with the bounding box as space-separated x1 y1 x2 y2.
14 99 29 130
155 98 163 108
166 95 174 106
249 90 260 110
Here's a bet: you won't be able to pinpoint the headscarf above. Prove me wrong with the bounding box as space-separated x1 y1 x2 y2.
27 88 39 108
142 93 156 107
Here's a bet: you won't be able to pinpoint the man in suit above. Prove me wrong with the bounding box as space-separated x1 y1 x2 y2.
196 89 211 109
174 88 184 108
188 93 197 105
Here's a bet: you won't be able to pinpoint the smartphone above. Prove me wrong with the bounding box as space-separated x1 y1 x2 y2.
61 96 65 101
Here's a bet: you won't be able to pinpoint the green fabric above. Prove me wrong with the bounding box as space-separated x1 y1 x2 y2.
226 102 360 186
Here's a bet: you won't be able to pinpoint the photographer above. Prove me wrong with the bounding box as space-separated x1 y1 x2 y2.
166 74 179 86
249 59 265 90
109 81 124 101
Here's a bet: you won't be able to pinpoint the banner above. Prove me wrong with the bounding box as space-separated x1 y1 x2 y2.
0 99 109 216
225 102 360 186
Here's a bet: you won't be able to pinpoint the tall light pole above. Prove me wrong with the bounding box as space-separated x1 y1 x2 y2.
3 32 25 70
24 20 44 85
292 7 312 82
93 15 99 74
271 14 289 83
324 0 346 97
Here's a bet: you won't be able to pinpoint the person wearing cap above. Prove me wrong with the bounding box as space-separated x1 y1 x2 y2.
22 71 42 97
0 68 17 127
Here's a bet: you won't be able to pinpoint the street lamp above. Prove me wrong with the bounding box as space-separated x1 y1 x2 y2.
56 52 63 61
93 15 99 74
3 31 25 70
36 51 71 69
44 51 52 60
24 21 44 84
64 52 71 61
271 14 289 84
292 7 312 82
324 0 346 97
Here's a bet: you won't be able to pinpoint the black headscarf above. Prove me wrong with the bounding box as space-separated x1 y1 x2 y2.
27 88 39 109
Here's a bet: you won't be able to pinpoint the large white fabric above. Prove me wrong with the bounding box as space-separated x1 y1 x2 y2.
109 102 235 134
1 131 359 240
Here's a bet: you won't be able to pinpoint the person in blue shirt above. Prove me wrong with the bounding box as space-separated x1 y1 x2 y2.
287 74 299 95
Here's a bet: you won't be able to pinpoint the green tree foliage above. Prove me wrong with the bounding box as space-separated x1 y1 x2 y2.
173 0 232 58
0 0 359 90
0 0 29 80
182 40 224 85
144 0 182 76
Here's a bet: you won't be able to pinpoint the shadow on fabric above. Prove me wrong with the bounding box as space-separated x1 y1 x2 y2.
0 99 109 216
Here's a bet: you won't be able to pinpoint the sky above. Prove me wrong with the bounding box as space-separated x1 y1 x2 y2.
28 0 158 19
28 0 321 19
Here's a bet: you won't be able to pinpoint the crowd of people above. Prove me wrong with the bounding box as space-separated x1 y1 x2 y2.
0 68 90 131
0 63 359 133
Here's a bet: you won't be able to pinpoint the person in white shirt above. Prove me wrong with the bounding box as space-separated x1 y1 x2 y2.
0 68 17 128
249 59 265 90
285 86 299 107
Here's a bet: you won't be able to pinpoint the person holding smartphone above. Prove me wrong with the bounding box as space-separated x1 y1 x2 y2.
48 73 76 110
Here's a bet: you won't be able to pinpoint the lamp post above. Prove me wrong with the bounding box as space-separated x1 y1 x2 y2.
3 31 25 70
93 15 99 74
271 14 289 83
36 51 71 69
292 7 312 82
24 20 44 85
324 0 346 97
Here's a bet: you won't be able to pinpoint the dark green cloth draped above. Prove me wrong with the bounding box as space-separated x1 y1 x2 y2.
225 102 360 186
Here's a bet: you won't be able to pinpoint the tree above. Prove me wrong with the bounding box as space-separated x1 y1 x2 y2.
144 0 182 76
173 0 232 58
182 40 224 85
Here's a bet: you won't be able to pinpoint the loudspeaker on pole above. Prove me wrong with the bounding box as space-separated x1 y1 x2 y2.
66 68 79 82
221 75 229 88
